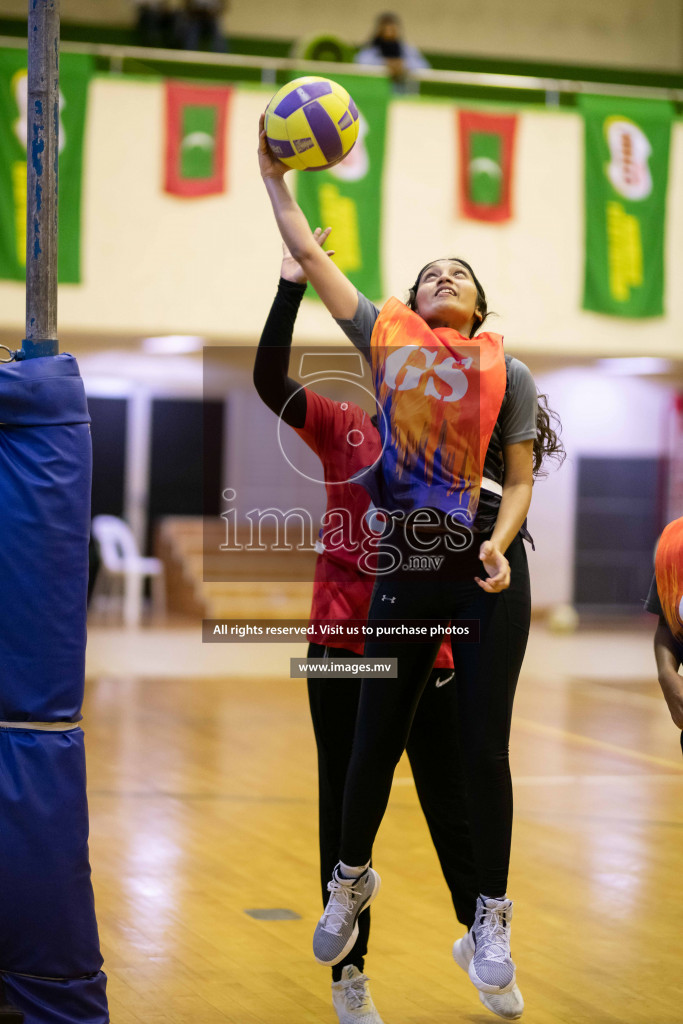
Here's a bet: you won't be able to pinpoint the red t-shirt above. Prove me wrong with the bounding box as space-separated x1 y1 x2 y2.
295 389 453 667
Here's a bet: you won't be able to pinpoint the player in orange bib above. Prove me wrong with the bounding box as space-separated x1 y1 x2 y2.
254 234 490 1023
645 517 683 749
259 115 564 1017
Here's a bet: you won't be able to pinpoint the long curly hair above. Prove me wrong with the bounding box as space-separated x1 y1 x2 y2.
406 257 565 477
533 392 566 478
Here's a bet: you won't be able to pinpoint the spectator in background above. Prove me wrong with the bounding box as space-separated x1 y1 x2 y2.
355 12 429 86
132 0 172 47
177 0 229 53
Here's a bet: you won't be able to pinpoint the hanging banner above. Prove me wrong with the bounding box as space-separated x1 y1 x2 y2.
164 81 232 198
0 48 92 283
457 109 518 223
580 94 673 318
295 73 390 302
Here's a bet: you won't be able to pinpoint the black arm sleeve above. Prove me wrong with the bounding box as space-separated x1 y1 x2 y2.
253 278 308 429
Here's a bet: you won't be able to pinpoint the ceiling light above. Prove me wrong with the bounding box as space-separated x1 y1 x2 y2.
143 335 204 355
596 357 672 375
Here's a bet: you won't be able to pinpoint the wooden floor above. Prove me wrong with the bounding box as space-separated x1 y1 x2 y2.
83 620 683 1024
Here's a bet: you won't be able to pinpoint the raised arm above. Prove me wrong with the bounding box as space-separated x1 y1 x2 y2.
253 229 335 429
258 114 359 320
253 281 307 428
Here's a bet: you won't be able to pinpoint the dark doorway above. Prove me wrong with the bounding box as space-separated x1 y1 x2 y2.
147 397 224 552
88 396 128 518
573 456 666 611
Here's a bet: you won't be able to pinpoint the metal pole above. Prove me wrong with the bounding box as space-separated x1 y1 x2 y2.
23 0 60 359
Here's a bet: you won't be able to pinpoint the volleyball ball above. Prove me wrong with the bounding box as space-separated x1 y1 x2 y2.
264 76 359 171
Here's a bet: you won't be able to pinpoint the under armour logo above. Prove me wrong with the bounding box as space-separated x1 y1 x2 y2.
381 594 397 603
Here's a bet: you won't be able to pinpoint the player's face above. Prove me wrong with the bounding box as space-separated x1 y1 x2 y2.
415 260 480 334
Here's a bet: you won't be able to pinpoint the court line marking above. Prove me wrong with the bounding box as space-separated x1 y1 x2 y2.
513 717 683 772
570 678 663 710
512 773 683 784
392 773 683 787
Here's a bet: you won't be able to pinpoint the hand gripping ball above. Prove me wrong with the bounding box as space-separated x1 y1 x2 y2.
264 76 359 171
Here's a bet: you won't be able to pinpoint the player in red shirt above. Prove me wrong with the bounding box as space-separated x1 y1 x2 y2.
254 236 523 1021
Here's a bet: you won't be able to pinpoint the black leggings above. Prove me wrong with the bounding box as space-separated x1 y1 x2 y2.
339 533 531 898
308 648 478 978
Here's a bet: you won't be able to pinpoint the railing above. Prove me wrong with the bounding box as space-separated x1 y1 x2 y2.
2 34 682 105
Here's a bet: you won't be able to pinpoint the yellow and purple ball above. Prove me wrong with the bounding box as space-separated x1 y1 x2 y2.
264 76 359 171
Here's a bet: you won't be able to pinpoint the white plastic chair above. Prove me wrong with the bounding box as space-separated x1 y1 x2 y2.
91 515 165 627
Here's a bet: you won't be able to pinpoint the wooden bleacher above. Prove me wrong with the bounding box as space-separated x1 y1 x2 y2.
155 516 315 620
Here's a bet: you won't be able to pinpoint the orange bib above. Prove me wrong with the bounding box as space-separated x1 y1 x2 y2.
367 297 507 523
655 517 683 644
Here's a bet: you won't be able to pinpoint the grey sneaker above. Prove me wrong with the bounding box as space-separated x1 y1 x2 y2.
453 928 524 1018
313 865 381 966
331 965 385 1023
467 896 516 994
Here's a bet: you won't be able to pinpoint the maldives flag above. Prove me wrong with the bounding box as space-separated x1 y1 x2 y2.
457 110 517 223
165 81 232 197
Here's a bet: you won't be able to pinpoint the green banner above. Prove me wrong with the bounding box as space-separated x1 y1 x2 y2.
580 94 673 318
469 132 502 205
0 48 92 283
295 73 390 302
181 104 217 180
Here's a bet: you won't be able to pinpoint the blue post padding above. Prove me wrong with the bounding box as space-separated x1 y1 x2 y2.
0 730 104 978
0 355 91 721
2 972 108 1024
0 355 90 426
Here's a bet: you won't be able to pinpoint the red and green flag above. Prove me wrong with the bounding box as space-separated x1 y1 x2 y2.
580 94 673 318
457 110 517 223
164 81 232 198
0 48 92 283
295 73 390 302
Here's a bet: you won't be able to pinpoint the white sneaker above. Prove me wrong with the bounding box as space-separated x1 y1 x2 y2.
313 865 381 966
453 927 524 1019
468 895 516 993
332 965 385 1024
